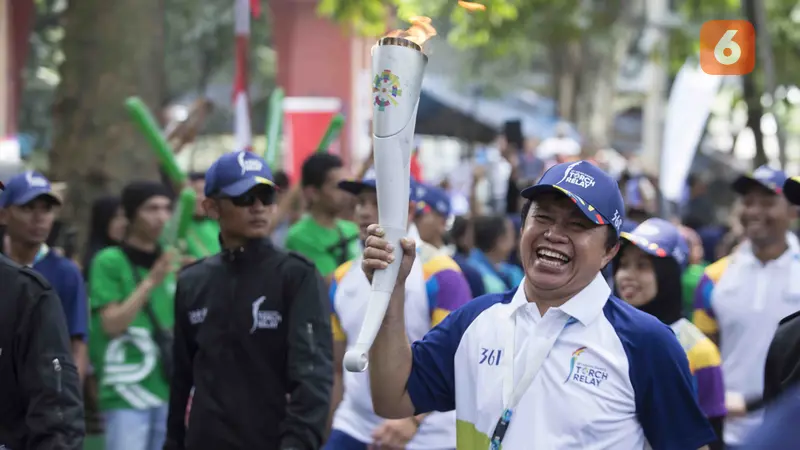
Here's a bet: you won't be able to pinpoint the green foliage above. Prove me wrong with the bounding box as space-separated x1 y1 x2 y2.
20 0 276 150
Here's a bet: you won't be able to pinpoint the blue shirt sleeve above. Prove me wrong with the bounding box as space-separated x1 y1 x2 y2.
629 318 715 449
407 293 509 414
741 387 800 449
59 261 89 341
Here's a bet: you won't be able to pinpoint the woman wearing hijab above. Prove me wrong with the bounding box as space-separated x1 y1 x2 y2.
613 218 726 450
82 196 126 277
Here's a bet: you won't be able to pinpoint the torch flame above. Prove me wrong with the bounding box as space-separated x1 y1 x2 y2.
384 16 437 48
457 1 486 11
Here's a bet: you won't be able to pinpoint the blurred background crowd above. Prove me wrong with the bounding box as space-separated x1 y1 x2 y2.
3 0 800 448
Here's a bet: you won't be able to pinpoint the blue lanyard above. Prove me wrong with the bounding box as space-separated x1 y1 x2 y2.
489 315 578 449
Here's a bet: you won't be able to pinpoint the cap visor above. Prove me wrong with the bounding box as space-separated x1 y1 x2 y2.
219 177 275 197
521 184 614 233
784 177 800 205
732 175 775 196
620 232 667 259
14 190 62 206
338 180 376 196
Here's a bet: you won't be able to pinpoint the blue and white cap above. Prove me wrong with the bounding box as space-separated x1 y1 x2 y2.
0 171 61 207
204 151 276 197
732 165 787 196
414 183 451 217
620 218 689 268
520 160 625 236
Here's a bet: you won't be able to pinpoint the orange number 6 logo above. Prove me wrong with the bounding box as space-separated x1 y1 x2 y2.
700 20 756 75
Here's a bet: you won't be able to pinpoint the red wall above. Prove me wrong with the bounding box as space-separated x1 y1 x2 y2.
269 0 364 167
4 0 35 136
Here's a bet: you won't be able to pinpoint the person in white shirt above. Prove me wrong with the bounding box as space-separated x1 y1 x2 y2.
325 178 471 450
361 161 715 449
693 165 800 447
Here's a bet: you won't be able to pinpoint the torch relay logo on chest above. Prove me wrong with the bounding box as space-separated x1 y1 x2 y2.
564 347 608 388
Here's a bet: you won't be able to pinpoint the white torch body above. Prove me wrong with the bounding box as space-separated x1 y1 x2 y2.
343 39 427 373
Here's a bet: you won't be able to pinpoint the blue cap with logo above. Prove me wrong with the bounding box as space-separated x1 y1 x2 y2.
0 171 62 207
732 165 787 196
520 160 625 236
620 218 689 268
204 151 276 197
414 183 451 217
338 177 419 201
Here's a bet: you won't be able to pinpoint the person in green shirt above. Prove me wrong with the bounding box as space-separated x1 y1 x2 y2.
285 153 359 282
88 181 177 450
185 172 221 258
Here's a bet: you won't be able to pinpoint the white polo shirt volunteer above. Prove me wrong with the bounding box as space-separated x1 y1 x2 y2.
693 166 800 445
400 162 715 449
328 178 472 449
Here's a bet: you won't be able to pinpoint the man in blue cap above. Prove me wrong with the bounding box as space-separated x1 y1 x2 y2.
740 175 800 448
413 183 485 298
327 177 470 450
0 171 85 449
165 151 332 450
692 165 800 447
360 160 715 449
0 171 88 380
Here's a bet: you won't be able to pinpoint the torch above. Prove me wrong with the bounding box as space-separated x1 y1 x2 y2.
343 17 435 373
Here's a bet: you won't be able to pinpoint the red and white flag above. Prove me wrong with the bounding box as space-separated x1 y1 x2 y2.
233 0 260 152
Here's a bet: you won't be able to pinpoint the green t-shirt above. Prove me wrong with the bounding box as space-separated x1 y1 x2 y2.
186 218 221 258
285 216 360 277
88 247 175 411
681 262 708 318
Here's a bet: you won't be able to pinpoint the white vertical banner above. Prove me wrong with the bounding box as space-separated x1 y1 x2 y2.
659 61 723 203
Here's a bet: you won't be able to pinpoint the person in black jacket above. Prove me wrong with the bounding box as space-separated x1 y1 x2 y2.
165 151 333 450
0 253 84 449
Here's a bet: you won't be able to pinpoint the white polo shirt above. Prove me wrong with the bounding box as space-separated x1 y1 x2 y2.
406 274 715 450
693 233 800 444
330 227 458 449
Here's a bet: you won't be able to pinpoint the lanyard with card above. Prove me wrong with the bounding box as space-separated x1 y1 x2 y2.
489 308 577 450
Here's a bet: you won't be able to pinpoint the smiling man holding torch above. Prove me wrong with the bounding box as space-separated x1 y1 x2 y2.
360 161 716 449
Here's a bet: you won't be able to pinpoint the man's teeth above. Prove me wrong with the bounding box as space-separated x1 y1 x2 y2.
536 249 570 265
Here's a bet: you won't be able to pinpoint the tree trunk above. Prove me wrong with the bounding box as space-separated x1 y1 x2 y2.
575 0 645 148
741 0 766 167
50 0 165 249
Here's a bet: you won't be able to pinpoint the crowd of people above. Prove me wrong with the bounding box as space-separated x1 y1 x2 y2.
0 133 799 450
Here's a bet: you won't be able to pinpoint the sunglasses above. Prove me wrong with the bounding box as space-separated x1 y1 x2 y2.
218 188 276 207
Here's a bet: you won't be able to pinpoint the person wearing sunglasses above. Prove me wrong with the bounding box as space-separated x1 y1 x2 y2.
164 151 332 450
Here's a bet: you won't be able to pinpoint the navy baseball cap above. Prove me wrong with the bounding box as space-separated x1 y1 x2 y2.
784 176 800 205
204 151 276 197
338 177 419 201
520 160 625 236
620 218 689 268
732 165 787 196
414 183 451 217
0 171 62 207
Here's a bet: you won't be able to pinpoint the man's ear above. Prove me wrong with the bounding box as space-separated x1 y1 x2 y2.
203 198 220 220
602 242 621 268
